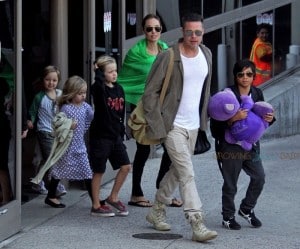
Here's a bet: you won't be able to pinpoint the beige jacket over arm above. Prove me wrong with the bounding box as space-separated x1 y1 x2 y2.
30 112 74 184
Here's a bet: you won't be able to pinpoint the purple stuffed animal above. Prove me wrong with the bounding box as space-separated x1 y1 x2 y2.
208 88 240 121
208 88 273 150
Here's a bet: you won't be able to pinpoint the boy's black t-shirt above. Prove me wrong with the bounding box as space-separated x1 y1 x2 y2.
89 69 126 140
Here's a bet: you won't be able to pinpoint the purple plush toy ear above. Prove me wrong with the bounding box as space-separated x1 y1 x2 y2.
208 88 240 121
240 95 254 110
252 101 274 117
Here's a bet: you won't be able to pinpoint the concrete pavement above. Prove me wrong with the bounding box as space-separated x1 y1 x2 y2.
1 135 300 249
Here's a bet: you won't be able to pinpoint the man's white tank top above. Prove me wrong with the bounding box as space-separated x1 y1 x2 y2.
173 47 208 130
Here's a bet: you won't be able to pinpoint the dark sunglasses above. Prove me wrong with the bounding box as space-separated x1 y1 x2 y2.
184 30 203 37
145 26 162 33
236 72 254 78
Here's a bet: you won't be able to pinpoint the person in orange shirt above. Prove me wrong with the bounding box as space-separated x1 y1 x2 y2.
249 24 272 86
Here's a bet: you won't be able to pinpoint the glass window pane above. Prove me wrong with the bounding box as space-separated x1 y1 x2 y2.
0 1 15 207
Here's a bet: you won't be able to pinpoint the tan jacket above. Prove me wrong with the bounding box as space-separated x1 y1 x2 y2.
142 42 212 140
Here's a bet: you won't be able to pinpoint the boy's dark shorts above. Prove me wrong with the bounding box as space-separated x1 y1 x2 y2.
89 136 130 174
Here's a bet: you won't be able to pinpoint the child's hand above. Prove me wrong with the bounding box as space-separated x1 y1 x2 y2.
71 119 78 130
94 68 105 80
21 129 28 139
228 109 248 126
27 120 34 129
263 112 274 123
235 109 249 120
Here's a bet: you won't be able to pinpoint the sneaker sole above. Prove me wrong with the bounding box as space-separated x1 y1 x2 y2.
107 206 129 216
90 212 115 217
115 211 129 216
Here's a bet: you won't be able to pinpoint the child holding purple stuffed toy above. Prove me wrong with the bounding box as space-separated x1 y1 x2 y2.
208 88 274 151
210 59 275 230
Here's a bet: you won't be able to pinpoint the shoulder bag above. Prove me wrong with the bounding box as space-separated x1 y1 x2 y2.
194 129 211 155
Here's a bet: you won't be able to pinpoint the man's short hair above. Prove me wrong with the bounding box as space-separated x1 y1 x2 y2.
181 12 203 27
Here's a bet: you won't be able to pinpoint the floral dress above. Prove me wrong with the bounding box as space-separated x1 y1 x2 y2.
50 102 94 180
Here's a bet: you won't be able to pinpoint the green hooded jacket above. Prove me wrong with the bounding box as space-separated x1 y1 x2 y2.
118 38 168 105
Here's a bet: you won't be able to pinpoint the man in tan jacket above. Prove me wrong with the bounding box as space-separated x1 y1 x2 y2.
143 12 217 243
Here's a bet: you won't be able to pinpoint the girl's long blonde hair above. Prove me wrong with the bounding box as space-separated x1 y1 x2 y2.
57 75 87 108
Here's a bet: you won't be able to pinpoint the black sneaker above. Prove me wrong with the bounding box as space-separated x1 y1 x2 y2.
238 208 262 227
222 217 241 230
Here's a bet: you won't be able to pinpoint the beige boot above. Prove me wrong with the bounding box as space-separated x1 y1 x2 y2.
146 200 171 231
186 213 218 242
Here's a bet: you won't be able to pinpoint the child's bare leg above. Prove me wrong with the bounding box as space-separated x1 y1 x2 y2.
92 172 103 208
107 164 131 202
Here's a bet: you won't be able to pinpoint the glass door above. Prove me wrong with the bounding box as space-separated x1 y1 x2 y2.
0 0 22 242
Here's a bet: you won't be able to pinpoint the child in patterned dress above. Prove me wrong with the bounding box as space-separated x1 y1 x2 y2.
89 55 131 217
44 76 94 208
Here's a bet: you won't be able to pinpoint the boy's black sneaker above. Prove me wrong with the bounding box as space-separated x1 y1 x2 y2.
238 208 262 227
222 217 241 230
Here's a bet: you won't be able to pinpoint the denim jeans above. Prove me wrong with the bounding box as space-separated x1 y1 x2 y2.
156 126 202 214
37 131 55 161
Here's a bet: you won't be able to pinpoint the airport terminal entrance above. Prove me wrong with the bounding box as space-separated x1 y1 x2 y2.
0 0 22 241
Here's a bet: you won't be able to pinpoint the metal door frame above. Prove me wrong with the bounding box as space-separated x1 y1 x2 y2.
0 0 22 242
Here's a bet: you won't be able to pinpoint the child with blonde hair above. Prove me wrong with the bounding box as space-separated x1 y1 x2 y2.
89 55 131 217
45 76 94 208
